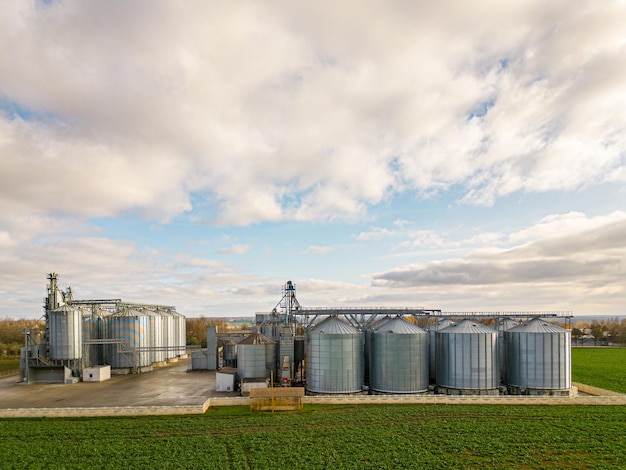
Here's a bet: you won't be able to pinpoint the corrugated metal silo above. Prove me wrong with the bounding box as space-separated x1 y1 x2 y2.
171 311 186 356
82 310 103 366
278 327 294 378
505 318 571 395
370 317 429 394
364 315 392 386
49 305 83 360
495 318 520 384
223 341 238 368
306 316 364 394
107 308 151 369
237 333 276 380
428 319 456 382
436 319 499 395
158 309 176 360
145 309 165 364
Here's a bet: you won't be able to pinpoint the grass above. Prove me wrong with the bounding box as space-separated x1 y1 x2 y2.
571 347 626 394
1 405 625 469
0 359 20 377
0 349 624 468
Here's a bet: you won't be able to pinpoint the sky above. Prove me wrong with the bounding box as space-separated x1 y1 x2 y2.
1 0 625 319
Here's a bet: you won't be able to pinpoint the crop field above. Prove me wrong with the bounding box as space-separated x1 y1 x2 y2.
572 347 626 394
2 404 625 469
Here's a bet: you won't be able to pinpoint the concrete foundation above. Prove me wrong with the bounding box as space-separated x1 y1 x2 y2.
436 386 500 396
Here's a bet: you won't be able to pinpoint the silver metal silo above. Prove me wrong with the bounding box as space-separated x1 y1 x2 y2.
495 318 520 384
223 341 238 368
107 308 151 369
145 309 165 364
505 318 571 395
364 315 392 386
306 316 364 394
370 317 429 394
171 311 186 356
237 333 276 380
158 309 176 360
435 319 499 395
428 319 456 382
278 327 294 380
82 309 103 366
49 305 83 360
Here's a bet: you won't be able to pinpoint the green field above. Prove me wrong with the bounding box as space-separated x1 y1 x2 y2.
0 359 19 377
572 347 626 394
1 405 625 469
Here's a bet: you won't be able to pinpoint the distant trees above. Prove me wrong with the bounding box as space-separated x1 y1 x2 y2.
574 317 626 346
0 318 44 358
186 317 227 346
571 328 585 345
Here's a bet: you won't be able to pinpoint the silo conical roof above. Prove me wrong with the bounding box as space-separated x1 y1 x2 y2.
238 332 275 345
310 316 360 334
439 319 496 334
428 318 456 331
52 304 76 313
368 315 393 330
496 318 520 331
508 318 567 333
375 316 427 335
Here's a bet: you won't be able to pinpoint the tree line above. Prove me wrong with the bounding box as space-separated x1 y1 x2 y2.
2 315 624 358
0 318 45 358
571 317 626 346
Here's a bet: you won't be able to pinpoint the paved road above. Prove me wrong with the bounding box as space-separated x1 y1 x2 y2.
0 360 234 409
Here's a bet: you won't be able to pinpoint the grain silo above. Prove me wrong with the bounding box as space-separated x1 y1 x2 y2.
436 319 499 395
505 318 571 395
171 311 186 356
145 309 165 365
364 315 392 386
495 318 520 384
237 333 276 380
48 305 83 361
223 340 238 368
306 316 364 394
107 308 151 369
370 316 429 394
157 309 176 360
428 319 456 382
82 309 104 366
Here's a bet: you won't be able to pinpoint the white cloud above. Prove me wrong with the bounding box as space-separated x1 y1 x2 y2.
0 1 623 228
371 212 626 313
1 1 625 318
302 245 333 255
218 244 251 255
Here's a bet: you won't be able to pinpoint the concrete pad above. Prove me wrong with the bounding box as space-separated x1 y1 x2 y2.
0 360 237 409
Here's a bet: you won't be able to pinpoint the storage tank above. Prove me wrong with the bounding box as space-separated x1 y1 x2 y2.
436 319 499 395
82 310 103 366
171 311 186 356
48 305 83 360
278 327 294 381
364 315 392 386
157 309 176 360
107 309 151 369
495 318 520 384
428 319 456 382
370 316 429 394
145 309 165 364
505 318 571 395
306 316 364 394
223 341 238 368
237 333 276 380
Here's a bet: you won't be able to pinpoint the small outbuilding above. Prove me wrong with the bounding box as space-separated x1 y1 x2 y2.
83 365 111 382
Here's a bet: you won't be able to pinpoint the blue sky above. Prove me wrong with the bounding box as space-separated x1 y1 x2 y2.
1 1 625 318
